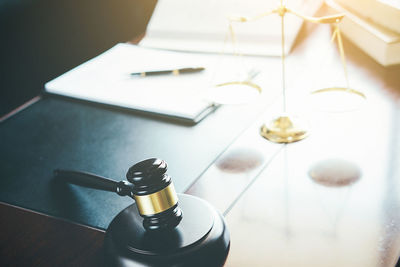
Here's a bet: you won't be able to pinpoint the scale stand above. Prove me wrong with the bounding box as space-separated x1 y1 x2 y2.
229 1 363 143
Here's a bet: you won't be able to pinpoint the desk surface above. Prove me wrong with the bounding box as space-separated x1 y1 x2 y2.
0 93 266 230
1 5 400 267
186 15 400 266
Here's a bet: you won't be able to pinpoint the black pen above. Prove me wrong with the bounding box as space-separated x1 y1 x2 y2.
130 67 205 77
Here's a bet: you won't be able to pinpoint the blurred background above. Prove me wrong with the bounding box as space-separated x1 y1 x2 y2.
0 0 157 117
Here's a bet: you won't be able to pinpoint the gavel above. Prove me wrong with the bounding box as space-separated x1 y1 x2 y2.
55 158 230 267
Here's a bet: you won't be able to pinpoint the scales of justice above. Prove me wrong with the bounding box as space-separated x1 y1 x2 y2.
217 0 366 143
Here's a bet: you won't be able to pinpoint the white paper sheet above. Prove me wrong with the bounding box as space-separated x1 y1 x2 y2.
45 43 219 123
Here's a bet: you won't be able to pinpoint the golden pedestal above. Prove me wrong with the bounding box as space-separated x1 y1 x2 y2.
260 115 308 143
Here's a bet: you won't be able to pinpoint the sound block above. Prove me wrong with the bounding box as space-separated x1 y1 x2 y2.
104 194 230 267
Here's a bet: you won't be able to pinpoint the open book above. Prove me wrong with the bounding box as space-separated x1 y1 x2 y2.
140 0 322 56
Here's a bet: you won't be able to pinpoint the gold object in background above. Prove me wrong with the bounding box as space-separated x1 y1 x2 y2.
260 116 308 143
228 1 364 143
309 23 366 110
209 22 263 105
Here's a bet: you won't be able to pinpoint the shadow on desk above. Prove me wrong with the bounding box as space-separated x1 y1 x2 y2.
44 93 212 126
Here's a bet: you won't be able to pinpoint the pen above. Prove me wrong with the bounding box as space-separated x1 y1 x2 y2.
130 67 205 77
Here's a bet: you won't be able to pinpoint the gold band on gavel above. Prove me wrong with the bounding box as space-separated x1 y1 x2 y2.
134 183 178 216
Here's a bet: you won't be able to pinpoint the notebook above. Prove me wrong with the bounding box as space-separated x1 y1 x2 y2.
45 43 218 123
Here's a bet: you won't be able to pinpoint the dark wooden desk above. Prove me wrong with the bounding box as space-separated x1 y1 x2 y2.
0 202 105 267
1 5 400 267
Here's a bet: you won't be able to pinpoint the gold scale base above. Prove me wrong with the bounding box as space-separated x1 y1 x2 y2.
260 115 308 143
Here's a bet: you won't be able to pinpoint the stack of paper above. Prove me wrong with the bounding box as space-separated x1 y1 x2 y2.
333 0 400 34
326 0 400 66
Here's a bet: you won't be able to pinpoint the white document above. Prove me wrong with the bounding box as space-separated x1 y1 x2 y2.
45 43 219 123
140 0 322 56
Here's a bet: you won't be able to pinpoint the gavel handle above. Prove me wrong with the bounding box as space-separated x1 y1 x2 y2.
54 169 134 197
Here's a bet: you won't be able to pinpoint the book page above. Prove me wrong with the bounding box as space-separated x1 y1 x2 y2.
141 0 322 56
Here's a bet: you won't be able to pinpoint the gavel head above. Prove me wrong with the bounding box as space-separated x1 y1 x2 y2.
126 158 182 231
